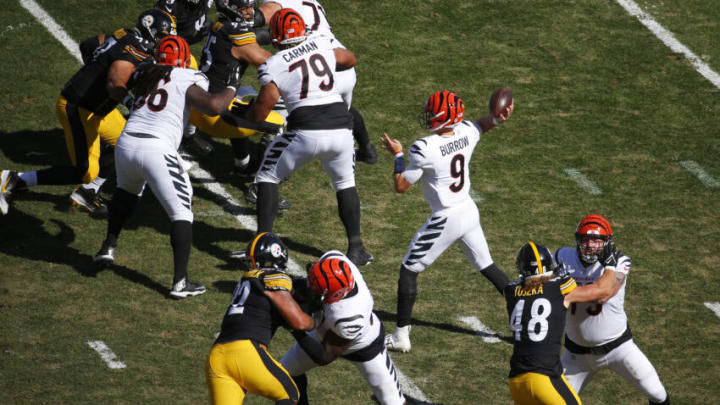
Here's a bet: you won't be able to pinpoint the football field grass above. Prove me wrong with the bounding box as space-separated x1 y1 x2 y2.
1 0 719 404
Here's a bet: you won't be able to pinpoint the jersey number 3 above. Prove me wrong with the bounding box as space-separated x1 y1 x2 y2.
510 298 551 342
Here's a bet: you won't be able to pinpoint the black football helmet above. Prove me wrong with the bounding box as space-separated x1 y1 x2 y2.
515 241 556 279
216 0 256 23
246 232 288 270
136 8 177 45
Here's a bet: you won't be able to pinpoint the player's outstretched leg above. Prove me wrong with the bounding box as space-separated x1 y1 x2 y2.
337 187 373 266
386 265 417 353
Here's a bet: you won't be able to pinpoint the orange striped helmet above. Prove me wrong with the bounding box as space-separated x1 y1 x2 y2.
270 8 307 49
420 91 465 132
308 257 355 304
155 35 191 68
575 214 613 263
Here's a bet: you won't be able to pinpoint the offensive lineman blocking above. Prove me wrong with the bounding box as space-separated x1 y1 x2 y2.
560 214 670 404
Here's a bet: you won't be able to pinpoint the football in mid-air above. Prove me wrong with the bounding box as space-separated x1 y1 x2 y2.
489 88 513 116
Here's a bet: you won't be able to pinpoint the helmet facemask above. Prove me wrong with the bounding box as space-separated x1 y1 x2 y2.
574 214 613 264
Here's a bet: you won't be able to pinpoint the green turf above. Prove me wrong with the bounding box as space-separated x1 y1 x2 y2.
1 1 719 404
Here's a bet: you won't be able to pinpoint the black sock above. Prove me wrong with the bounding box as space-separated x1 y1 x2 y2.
230 138 250 162
480 263 510 295
36 166 85 185
336 187 362 250
170 220 192 284
294 374 309 405
650 395 670 405
397 265 418 327
256 182 278 233
350 106 370 148
106 188 139 246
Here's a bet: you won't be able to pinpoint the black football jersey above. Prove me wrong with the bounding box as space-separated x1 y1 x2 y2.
504 275 577 378
215 269 293 347
61 28 153 116
156 0 211 45
199 19 255 93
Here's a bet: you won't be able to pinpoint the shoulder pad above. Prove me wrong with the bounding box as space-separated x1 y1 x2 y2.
245 269 292 291
559 275 577 295
113 28 127 40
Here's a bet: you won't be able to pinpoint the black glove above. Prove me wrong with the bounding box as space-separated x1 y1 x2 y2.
225 59 243 89
601 240 619 267
292 277 323 315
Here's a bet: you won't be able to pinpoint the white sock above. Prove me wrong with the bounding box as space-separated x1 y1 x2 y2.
83 177 106 193
18 171 38 187
183 123 197 138
234 155 250 168
395 325 410 337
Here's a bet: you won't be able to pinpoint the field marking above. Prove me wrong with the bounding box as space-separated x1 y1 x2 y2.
87 340 127 369
704 302 720 319
563 169 603 195
18 0 82 63
26 2 435 398
678 161 720 188
470 189 485 204
458 316 501 343
614 0 720 89
395 367 435 404
189 166 305 278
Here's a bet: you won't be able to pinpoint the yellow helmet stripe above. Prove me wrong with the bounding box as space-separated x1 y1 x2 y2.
249 232 268 269
528 241 544 275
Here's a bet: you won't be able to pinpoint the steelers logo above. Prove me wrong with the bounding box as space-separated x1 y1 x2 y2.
270 243 284 258
142 15 155 28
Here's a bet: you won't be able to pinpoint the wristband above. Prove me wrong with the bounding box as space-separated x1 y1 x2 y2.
394 154 405 174
226 85 237 93
393 151 403 158
492 117 503 126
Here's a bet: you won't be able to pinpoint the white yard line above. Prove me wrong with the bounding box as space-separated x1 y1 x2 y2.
18 0 82 63
704 302 720 320
87 340 127 369
563 169 603 195
458 316 501 343
470 189 485 204
614 0 720 89
28 2 431 397
678 161 720 189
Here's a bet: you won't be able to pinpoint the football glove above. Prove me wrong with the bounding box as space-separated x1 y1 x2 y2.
601 240 619 268
225 59 243 90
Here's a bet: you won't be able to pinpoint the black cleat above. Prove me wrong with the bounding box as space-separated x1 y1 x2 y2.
170 278 206 299
355 144 378 164
347 247 374 266
245 183 291 210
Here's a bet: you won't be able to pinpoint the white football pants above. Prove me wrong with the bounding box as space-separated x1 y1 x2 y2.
402 198 494 273
115 135 193 223
254 128 355 191
281 330 405 405
561 339 668 403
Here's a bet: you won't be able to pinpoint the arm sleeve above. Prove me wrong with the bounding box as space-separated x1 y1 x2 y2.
559 276 577 295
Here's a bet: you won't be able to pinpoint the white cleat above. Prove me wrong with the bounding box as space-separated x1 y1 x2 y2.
385 326 412 353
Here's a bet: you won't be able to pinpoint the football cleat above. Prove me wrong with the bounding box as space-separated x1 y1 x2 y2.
385 326 412 353
70 186 109 217
346 247 373 266
245 183 291 210
180 134 215 158
169 278 206 298
355 144 378 165
93 240 116 265
1 170 24 215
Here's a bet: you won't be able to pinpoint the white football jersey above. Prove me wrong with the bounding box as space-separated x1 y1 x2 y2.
555 247 631 347
123 67 210 150
271 0 342 46
403 121 482 212
316 252 379 354
258 37 344 113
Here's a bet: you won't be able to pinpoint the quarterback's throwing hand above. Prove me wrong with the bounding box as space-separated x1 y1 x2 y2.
381 133 403 155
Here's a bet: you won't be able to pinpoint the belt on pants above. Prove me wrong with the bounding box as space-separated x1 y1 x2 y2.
564 324 632 355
